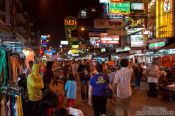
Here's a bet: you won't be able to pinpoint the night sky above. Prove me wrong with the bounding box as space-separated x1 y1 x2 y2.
25 0 99 47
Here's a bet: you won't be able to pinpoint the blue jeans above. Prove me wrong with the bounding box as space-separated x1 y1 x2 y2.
135 77 141 87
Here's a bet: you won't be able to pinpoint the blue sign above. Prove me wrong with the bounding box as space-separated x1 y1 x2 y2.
41 35 47 40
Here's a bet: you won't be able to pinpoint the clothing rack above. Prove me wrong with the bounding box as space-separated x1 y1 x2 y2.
0 84 24 96
0 84 26 116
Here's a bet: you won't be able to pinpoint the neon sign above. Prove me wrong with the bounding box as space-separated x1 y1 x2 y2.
108 2 130 15
126 17 144 28
164 0 171 12
64 16 77 30
111 0 123 2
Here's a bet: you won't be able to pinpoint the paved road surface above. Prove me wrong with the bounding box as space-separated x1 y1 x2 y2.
64 83 175 116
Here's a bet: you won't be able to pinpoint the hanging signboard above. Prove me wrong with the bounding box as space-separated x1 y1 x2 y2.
99 0 109 3
156 0 174 38
90 37 100 47
60 41 69 45
100 33 120 44
130 35 146 47
116 47 131 53
131 2 145 11
168 49 175 54
149 41 166 49
126 28 144 35
94 19 125 29
108 2 131 15
126 17 145 28
164 0 171 13
89 32 100 37
111 0 123 3
64 16 78 30
107 29 126 35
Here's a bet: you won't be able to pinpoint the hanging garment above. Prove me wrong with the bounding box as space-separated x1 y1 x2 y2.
11 95 16 116
17 96 23 116
10 56 21 83
1 94 7 116
15 96 23 116
7 96 11 116
0 49 8 84
14 97 18 116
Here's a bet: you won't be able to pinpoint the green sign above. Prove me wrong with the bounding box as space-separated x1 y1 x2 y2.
149 41 166 49
64 16 77 30
109 2 130 14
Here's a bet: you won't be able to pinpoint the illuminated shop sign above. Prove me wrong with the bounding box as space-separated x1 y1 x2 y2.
64 16 77 30
99 0 109 3
126 28 144 35
64 19 77 26
108 2 130 15
44 49 56 56
126 17 145 28
130 35 146 47
101 48 106 52
131 2 145 11
164 0 171 12
41 35 47 40
116 47 131 53
149 41 166 49
90 37 100 47
60 41 68 45
72 45 79 49
156 0 174 38
94 19 125 29
168 49 175 54
111 0 123 2
101 33 119 44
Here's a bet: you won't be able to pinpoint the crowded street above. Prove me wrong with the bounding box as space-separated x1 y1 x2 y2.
0 0 175 116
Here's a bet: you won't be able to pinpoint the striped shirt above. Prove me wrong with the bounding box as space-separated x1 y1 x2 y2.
113 67 133 99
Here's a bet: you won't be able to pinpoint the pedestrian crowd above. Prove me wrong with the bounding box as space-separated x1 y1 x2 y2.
21 58 166 116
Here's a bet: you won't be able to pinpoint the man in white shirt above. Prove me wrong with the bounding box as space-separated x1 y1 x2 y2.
113 58 133 116
146 58 160 97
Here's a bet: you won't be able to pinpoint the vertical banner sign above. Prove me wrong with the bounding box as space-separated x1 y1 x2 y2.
64 16 78 44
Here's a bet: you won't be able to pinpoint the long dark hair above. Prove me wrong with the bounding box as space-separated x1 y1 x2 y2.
68 74 75 81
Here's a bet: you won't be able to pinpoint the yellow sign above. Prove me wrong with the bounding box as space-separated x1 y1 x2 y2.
64 20 77 26
127 17 144 28
156 0 174 38
64 16 77 30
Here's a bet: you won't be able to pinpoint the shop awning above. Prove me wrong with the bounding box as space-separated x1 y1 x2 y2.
96 52 110 58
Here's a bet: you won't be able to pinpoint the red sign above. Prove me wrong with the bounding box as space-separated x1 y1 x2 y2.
101 41 119 44
111 0 123 2
100 34 120 44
